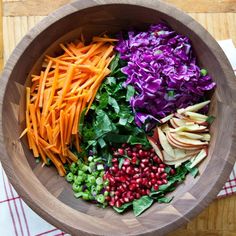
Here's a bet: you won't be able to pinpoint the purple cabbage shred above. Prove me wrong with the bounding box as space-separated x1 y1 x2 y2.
115 23 216 128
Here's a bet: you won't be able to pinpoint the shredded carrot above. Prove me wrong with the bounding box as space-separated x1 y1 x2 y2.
21 36 115 176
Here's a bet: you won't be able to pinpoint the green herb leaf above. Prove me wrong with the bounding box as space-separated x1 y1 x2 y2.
126 85 135 101
168 90 175 97
157 196 173 203
164 166 171 174
119 117 128 126
110 54 120 75
113 202 133 213
119 158 124 169
133 196 154 217
200 69 208 76
98 138 106 148
108 96 120 114
106 77 116 85
206 115 215 124
185 162 199 178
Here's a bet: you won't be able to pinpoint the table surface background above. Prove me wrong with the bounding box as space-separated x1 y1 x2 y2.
1 0 236 235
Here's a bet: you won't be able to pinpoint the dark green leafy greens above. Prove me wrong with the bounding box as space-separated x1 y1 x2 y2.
79 53 150 160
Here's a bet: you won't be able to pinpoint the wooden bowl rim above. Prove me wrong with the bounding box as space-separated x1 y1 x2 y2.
1 1 236 235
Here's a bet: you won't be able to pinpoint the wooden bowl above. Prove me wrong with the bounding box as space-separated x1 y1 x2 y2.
1 1 236 235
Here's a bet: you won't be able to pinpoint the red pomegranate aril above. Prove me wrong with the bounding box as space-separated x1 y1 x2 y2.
123 159 130 166
126 166 133 175
153 156 159 163
132 147 138 152
126 191 133 198
155 173 160 179
130 196 134 201
170 169 176 175
133 173 140 179
162 179 168 184
118 148 125 155
152 166 158 172
147 181 152 188
111 166 118 173
122 143 127 148
134 167 139 173
151 178 156 185
136 144 142 149
124 197 130 203
136 183 140 189
112 158 118 163
161 173 167 179
105 196 111 201
127 150 132 157
129 183 136 191
140 163 146 169
139 150 145 158
158 167 165 173
115 200 122 208
119 185 125 192
150 172 155 178
146 189 151 195
136 178 142 184
159 163 166 168
109 200 115 207
106 186 111 192
153 184 159 191
111 186 115 191
121 166 126 172
120 199 124 204
142 178 148 185
141 189 146 195
157 180 162 185
131 156 137 164
115 190 121 196
122 183 127 189
135 193 141 199
143 167 149 173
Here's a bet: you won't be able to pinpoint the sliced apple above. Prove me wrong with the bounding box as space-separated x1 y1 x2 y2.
189 148 207 168
157 128 175 157
175 132 205 140
147 137 164 161
169 124 207 133
166 132 205 150
172 117 187 127
160 113 174 124
160 123 171 133
170 133 208 146
177 100 210 114
170 118 179 128
201 134 211 141
174 148 200 158
184 111 208 120
164 154 195 167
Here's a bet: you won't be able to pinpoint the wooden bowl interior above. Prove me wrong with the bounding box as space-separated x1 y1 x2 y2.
2 3 235 236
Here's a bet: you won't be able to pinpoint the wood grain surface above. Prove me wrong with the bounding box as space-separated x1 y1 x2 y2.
1 0 236 235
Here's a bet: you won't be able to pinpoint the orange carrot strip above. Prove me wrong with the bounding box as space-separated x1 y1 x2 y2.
67 149 78 162
75 134 81 153
29 104 38 145
39 60 52 107
37 144 48 164
59 110 65 155
57 64 75 107
66 104 76 144
60 43 75 57
19 127 28 139
29 131 39 157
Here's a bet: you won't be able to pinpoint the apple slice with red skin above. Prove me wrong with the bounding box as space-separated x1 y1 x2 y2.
147 136 164 161
170 133 208 146
166 132 206 150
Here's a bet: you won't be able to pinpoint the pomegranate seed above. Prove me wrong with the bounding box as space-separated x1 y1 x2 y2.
122 143 127 148
140 163 145 169
153 184 159 191
113 163 118 168
130 196 134 201
153 156 159 163
119 185 125 192
105 196 111 201
122 183 127 189
152 166 158 172
115 190 121 196
150 148 155 153
126 191 132 198
146 189 151 195
130 179 136 184
170 169 176 175
136 144 142 149
106 186 111 191
155 173 160 179
127 150 132 157
111 166 118 173
139 150 145 158
120 199 124 204
147 181 152 188
136 178 142 184
122 166 126 172
136 183 140 189
141 189 146 195
115 200 122 208
157 180 162 185
109 200 115 206
158 167 165 173
134 167 139 173
150 152 155 157
133 173 140 179
135 193 141 199
150 172 155 178
131 156 137 164
118 148 125 155
142 178 148 185
123 159 130 166
162 179 168 184
112 158 118 163
151 179 156 185
114 195 119 201
126 166 133 175
159 163 166 168
129 184 136 191
132 147 138 152
161 173 167 179
124 197 130 203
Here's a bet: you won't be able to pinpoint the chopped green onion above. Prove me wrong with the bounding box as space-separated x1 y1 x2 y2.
66 173 74 182
200 69 208 76
206 115 215 124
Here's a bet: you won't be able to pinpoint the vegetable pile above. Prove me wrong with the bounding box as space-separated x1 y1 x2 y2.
21 23 216 216
22 37 116 175
116 23 216 128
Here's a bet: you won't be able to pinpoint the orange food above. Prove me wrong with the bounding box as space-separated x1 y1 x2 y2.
21 37 115 176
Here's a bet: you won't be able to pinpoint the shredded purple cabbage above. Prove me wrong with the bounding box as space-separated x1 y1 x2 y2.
115 23 216 128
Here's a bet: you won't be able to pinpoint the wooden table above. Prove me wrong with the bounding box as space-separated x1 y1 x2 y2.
1 0 236 235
